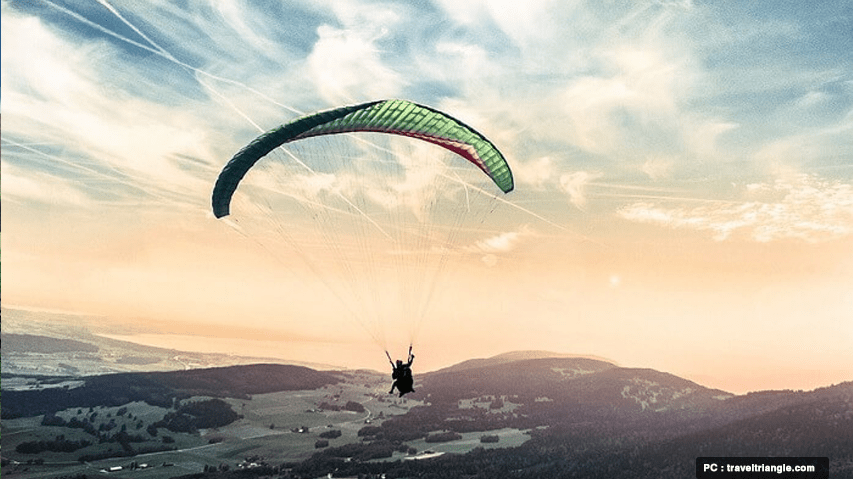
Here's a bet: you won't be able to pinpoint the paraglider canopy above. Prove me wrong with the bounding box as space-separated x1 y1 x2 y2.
212 99 513 218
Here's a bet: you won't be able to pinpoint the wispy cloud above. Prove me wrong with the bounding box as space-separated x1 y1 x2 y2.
618 173 853 242
469 225 534 266
559 171 603 210
1 161 93 207
514 156 556 189
1 4 225 213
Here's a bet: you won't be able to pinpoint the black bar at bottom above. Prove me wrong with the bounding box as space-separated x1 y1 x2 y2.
696 457 829 479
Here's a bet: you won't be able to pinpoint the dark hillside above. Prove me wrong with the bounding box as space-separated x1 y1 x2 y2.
589 382 853 479
566 367 731 411
2 364 341 418
366 358 734 445
419 357 617 404
417 358 730 417
129 363 341 396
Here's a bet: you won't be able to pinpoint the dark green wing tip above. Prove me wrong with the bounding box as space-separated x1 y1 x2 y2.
213 206 229 219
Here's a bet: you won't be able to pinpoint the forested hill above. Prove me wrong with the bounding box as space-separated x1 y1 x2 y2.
1 364 341 418
418 356 731 411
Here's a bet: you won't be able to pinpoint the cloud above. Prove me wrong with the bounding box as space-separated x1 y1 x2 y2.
1 5 224 213
559 171 603 210
641 156 675 180
305 2 408 104
553 37 694 157
618 174 853 242
470 225 534 266
308 24 404 104
515 156 555 188
1 161 93 207
476 228 526 253
683 120 739 160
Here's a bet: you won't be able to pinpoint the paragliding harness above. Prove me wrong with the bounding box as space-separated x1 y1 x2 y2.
387 346 415 397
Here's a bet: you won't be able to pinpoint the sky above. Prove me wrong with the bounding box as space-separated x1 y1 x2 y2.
2 0 852 394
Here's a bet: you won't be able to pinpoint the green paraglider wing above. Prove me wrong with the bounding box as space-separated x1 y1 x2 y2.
212 99 513 218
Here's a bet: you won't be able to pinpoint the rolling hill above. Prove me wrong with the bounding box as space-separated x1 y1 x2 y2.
2 348 850 478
